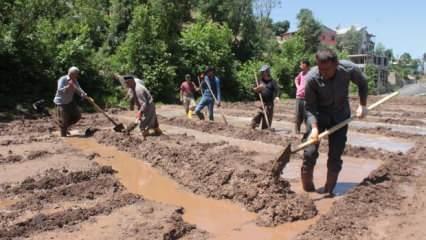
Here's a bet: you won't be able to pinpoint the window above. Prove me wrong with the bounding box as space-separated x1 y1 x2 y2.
331 35 336 41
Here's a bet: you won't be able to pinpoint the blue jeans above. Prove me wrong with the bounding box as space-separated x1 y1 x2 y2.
195 96 214 120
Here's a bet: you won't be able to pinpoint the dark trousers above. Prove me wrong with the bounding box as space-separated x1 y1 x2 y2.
295 98 307 132
251 104 274 129
56 102 81 134
303 113 348 173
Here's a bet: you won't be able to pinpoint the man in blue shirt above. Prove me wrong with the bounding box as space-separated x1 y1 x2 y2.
53 66 87 137
194 66 221 121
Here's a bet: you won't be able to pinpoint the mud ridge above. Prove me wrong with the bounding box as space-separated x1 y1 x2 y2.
296 142 425 240
159 116 402 161
93 130 317 226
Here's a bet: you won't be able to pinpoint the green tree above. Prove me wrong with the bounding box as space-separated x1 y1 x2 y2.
178 20 237 98
336 27 362 54
400 52 412 65
112 4 177 102
272 20 290 36
296 9 322 54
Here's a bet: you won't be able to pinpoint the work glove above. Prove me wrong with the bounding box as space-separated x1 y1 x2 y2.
308 127 319 143
274 97 280 103
356 105 368 118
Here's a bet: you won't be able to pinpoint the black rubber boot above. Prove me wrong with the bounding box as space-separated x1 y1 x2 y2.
301 166 316 192
317 171 339 196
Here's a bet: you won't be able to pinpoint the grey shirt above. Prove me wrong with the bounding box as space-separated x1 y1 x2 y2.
305 60 368 125
53 75 86 105
134 82 154 112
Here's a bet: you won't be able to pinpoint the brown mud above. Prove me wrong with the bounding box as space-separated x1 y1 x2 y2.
0 119 206 240
158 115 403 162
92 129 317 226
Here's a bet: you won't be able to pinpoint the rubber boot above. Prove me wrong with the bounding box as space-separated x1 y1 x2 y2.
187 110 193 119
317 171 339 196
154 128 163 136
60 128 67 137
301 166 316 192
195 111 205 120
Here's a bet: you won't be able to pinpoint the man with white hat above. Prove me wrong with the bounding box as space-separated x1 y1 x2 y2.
251 65 280 129
123 75 162 137
53 66 87 137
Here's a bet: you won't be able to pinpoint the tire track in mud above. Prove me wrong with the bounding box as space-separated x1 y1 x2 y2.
92 130 318 227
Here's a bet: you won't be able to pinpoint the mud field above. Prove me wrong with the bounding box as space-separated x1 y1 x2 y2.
1 96 425 240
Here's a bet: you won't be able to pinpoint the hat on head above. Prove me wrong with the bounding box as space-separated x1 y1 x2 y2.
259 64 270 73
123 75 135 82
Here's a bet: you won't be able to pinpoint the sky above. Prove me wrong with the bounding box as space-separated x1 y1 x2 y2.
271 0 426 59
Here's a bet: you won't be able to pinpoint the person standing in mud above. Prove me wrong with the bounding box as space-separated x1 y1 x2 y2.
194 66 221 121
302 48 368 195
125 75 144 111
53 66 88 137
294 59 310 135
123 75 162 138
251 65 280 130
179 74 198 118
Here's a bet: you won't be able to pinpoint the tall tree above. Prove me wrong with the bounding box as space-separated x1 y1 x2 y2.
296 9 321 54
336 26 363 55
400 52 412 65
272 20 290 36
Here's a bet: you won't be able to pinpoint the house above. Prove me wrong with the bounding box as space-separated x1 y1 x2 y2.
276 25 336 46
336 25 375 54
348 54 390 93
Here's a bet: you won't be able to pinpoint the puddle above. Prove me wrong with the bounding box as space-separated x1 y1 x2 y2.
66 137 331 240
351 121 426 136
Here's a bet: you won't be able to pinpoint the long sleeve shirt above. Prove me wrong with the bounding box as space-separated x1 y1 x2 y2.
53 75 86 105
134 82 154 113
255 79 280 104
201 75 221 102
304 60 368 125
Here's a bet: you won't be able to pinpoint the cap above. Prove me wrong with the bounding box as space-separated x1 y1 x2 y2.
259 65 270 73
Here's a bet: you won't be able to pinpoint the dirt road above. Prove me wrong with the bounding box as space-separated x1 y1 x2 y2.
1 96 425 239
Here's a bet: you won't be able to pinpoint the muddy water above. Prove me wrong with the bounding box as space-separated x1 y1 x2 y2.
66 137 332 240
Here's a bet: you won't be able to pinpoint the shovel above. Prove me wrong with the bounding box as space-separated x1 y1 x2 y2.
124 118 139 134
271 91 400 181
85 96 125 132
201 77 228 125
254 71 271 130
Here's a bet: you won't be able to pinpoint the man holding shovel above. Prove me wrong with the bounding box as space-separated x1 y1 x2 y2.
53 66 88 137
302 48 368 195
194 66 221 121
251 65 280 130
123 75 162 138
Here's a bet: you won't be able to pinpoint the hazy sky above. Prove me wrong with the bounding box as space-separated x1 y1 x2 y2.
271 0 425 59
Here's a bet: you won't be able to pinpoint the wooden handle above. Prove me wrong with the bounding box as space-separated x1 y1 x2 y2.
253 71 271 129
291 91 400 153
86 96 119 126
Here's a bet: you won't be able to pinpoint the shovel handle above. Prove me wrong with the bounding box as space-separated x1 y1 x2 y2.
86 97 120 126
292 91 400 153
254 71 271 129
